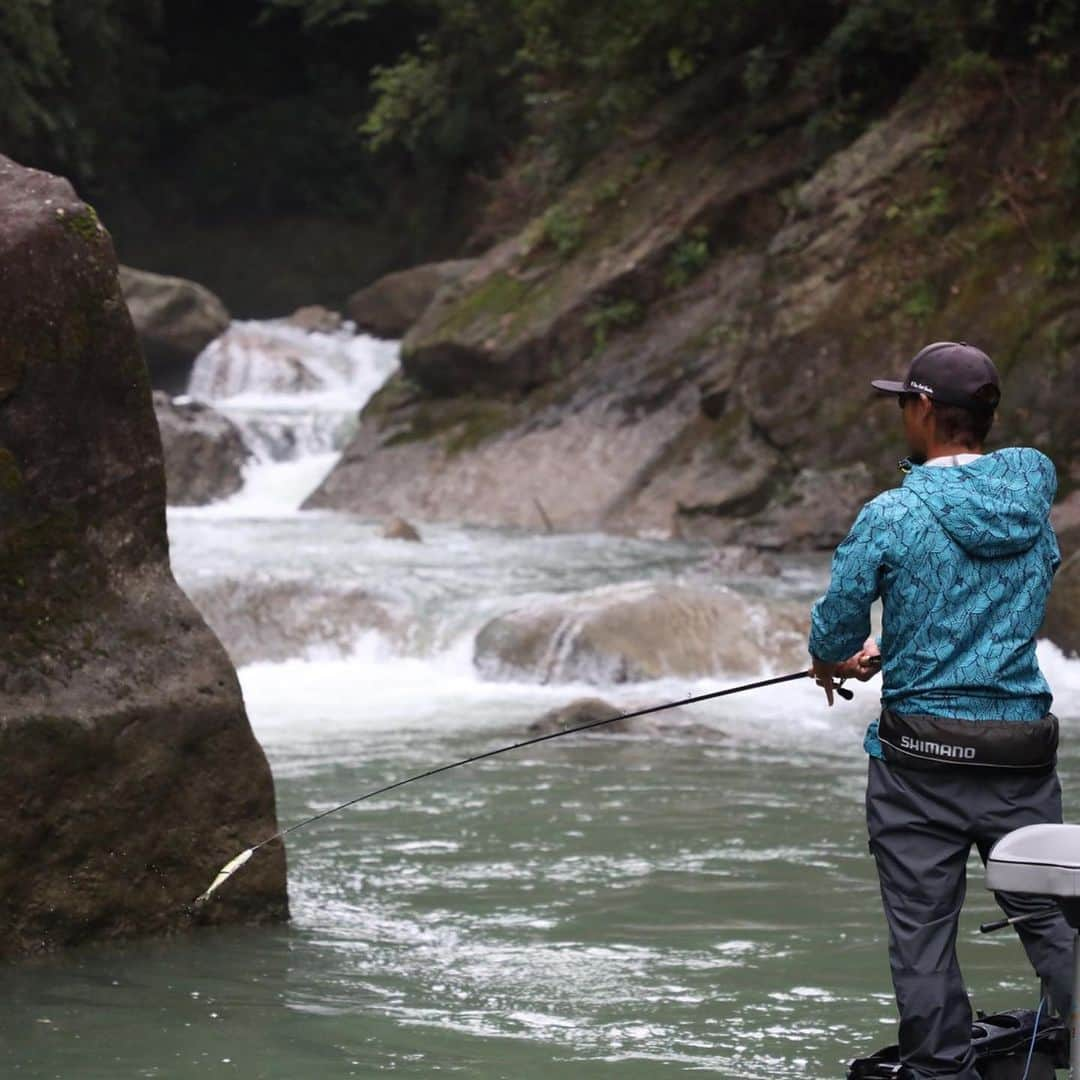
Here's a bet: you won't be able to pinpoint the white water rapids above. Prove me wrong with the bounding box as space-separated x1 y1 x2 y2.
169 319 1080 749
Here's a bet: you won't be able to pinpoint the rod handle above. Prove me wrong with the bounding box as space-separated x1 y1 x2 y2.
979 906 1057 934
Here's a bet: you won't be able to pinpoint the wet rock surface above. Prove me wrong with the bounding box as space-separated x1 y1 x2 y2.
1045 553 1080 658
474 581 807 684
185 579 402 666
153 392 250 505
528 697 623 734
0 156 287 959
288 305 344 333
119 265 230 394
1042 493 1080 657
189 322 324 398
527 696 715 738
346 259 478 340
382 516 422 542
310 74 1080 550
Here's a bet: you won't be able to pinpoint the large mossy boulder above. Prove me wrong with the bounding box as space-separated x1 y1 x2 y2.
346 259 478 340
119 265 230 394
0 156 287 958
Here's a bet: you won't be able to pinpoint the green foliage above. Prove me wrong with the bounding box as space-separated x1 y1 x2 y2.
902 279 938 321
1039 241 1080 283
946 50 1002 85
0 0 66 142
362 45 448 154
256 0 390 27
1064 120 1080 196
585 297 644 352
0 0 163 176
541 205 586 258
742 45 779 101
664 228 710 289
910 185 952 236
5 0 1080 282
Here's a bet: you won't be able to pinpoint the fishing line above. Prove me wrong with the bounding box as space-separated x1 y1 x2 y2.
195 666 855 905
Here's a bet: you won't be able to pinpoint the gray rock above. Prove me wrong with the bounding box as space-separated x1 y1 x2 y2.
474 581 807 685
288 305 344 333
382 516 422 542
0 155 287 959
183 579 402 666
528 696 722 738
681 465 878 551
528 697 624 735
153 392 250 506
1045 492 1080 657
347 259 478 340
1044 551 1080 658
1051 491 1080 560
119 265 230 394
187 322 323 399
702 544 781 578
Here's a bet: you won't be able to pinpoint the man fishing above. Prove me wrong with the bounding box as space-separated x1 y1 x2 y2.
807 341 1073 1079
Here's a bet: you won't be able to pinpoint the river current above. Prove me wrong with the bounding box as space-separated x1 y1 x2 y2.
5 321 1080 1079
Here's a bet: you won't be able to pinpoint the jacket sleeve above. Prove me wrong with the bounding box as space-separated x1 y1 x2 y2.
809 501 887 663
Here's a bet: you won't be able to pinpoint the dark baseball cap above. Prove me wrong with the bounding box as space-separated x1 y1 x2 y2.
872 341 1001 410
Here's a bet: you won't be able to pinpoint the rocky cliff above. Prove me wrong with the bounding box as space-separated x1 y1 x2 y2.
308 69 1080 549
0 156 288 958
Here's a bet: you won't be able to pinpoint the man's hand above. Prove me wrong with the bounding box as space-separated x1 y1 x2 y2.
811 656 842 706
837 637 882 682
811 639 881 706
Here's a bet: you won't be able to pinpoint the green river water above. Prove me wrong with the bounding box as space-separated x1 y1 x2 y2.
5 522 1077 1080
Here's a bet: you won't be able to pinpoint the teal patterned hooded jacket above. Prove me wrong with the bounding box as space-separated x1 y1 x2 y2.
808 448 1060 759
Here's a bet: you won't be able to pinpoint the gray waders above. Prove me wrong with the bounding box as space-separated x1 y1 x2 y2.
866 757 1075 1079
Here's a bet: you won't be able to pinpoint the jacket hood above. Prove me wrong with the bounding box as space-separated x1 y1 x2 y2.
902 448 1057 558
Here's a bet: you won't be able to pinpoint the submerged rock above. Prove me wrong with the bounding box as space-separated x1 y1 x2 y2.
288 305 344 334
188 322 323 398
700 544 781 578
526 695 712 737
119 265 230 394
185 579 402 666
153 392 250 505
529 697 623 734
346 259 478 340
474 581 807 684
382 516 422 542
0 156 287 959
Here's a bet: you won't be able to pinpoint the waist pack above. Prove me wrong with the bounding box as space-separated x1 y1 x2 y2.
877 708 1058 772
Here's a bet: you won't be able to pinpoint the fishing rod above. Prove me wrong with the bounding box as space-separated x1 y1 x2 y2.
194 666 856 905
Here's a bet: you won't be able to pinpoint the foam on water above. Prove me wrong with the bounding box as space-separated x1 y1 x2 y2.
235 627 1080 771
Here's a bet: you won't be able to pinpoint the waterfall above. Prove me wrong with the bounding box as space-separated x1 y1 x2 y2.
184 319 399 513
